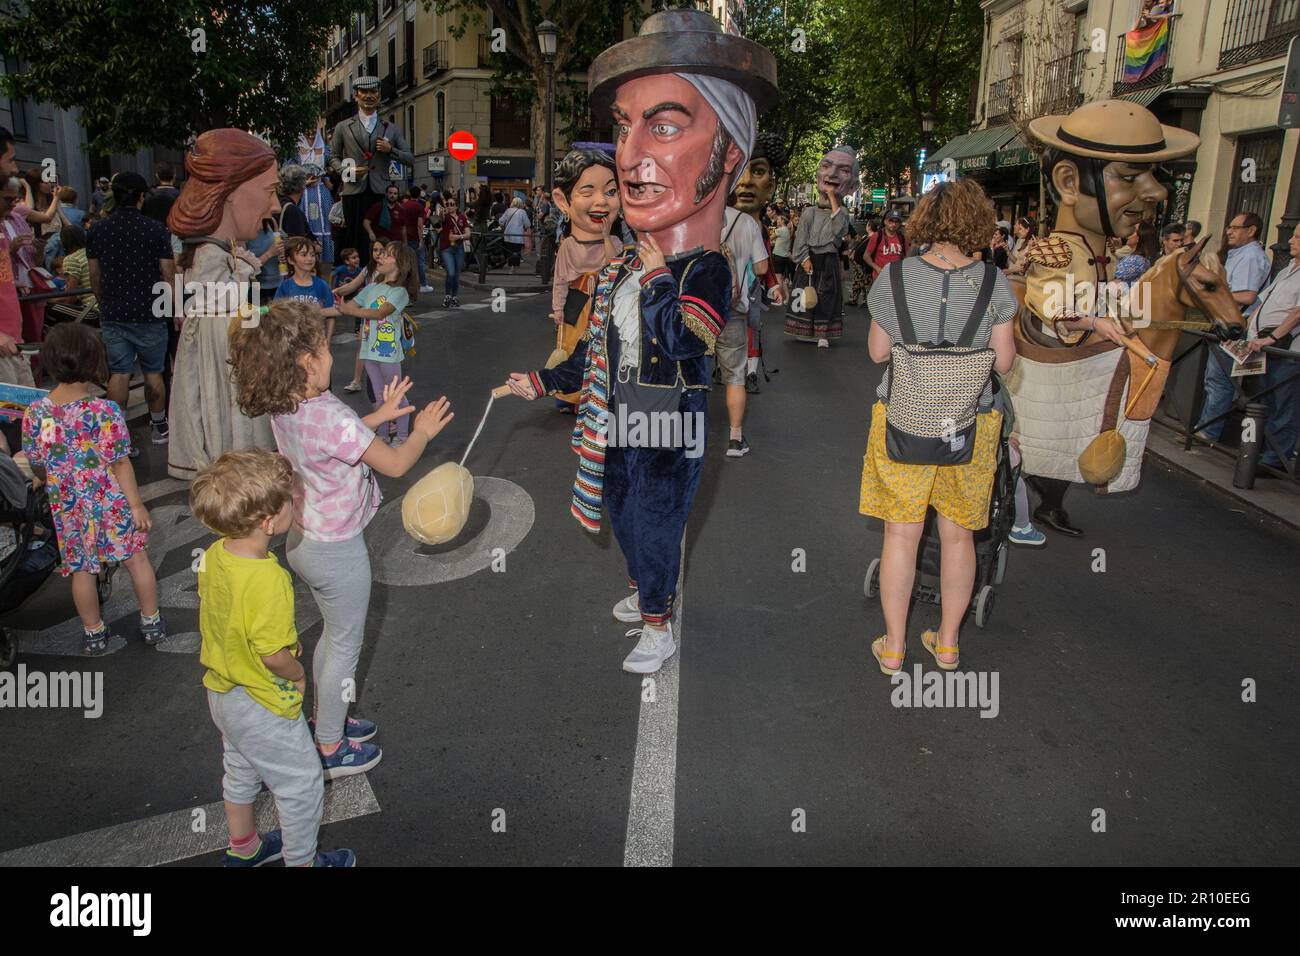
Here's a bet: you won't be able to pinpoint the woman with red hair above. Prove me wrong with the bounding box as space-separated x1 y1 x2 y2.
166 129 281 481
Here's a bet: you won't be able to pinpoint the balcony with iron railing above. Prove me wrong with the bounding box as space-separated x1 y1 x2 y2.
1221 0 1300 68
396 59 413 91
380 72 396 102
1113 13 1176 95
1039 48 1086 116
423 41 448 76
986 74 1021 124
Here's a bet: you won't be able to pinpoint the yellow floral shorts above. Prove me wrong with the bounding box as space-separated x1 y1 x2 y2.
858 402 1002 531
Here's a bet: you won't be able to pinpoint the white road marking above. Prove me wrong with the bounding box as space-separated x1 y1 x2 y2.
623 536 686 867
460 302 490 311
0 775 379 866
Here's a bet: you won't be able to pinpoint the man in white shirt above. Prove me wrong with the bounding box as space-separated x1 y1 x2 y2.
718 204 769 457
1242 229 1300 470
1196 211 1272 441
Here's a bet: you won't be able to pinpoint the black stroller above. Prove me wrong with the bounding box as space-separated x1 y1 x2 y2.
0 454 115 669
863 393 1019 629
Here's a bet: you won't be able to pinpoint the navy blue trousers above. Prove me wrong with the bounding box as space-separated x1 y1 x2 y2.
602 388 707 625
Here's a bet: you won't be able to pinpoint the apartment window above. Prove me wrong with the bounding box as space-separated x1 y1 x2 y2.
3 56 29 140
490 95 530 149
1224 130 1284 243
407 106 415 149
436 90 445 148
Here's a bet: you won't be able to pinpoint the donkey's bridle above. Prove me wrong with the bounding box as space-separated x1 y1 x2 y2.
1175 249 1240 340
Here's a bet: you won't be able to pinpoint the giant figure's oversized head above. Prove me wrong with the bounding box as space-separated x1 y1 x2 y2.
588 9 777 253
552 148 620 243
1028 100 1198 243
731 130 788 217
168 129 279 242
814 145 858 207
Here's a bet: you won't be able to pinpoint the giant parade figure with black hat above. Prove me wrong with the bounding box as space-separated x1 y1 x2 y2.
501 8 777 675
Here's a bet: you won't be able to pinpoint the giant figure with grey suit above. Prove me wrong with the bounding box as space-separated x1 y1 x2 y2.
328 76 414 254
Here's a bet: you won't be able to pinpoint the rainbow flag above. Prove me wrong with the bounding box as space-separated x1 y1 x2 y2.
1123 16 1170 83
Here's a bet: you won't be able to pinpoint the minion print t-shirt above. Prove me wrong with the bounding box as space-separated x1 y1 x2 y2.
355 281 410 363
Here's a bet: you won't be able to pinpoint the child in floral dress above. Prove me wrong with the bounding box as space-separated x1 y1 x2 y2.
21 323 165 654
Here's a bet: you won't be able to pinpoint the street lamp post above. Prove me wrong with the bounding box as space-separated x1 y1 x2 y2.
537 19 558 283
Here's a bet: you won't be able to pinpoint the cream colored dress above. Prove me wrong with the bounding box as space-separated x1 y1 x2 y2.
166 240 274 480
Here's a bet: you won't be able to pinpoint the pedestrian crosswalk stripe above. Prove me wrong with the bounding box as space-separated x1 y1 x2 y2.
0 775 379 866
460 302 489 310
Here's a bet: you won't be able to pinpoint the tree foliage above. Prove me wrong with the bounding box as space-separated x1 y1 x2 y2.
831 0 983 188
0 0 370 155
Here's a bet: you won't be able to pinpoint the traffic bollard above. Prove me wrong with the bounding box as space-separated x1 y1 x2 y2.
1233 402 1269 489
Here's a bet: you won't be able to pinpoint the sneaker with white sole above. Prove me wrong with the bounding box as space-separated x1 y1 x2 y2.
622 622 676 674
151 418 169 444
726 437 750 458
319 737 382 780
612 591 640 623
343 380 362 393
419 285 434 293
817 338 830 348
1009 523 1047 547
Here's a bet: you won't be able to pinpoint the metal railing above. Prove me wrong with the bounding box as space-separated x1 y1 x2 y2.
380 72 396 102
986 74 1020 123
1113 13 1176 95
1039 49 1086 116
1221 0 1300 68
396 59 413 91
422 41 447 76
1159 329 1300 487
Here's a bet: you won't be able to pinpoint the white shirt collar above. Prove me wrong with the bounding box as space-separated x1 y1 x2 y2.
358 110 378 132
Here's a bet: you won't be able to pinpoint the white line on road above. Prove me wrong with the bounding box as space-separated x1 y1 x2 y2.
0 775 379 866
623 536 686 867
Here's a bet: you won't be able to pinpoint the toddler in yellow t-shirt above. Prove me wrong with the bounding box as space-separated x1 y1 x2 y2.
191 450 355 868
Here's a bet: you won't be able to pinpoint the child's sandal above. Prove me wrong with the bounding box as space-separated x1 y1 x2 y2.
871 635 905 676
921 629 959 671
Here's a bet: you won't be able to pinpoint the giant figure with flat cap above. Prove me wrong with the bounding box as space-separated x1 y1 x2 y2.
1009 99 1198 535
503 9 777 675
328 76 414 256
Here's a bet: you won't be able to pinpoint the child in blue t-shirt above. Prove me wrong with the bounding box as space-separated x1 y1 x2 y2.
337 241 417 446
330 247 363 299
274 237 339 341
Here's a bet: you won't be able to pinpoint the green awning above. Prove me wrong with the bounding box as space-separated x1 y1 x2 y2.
1115 85 1168 107
924 126 1019 174
995 132 1036 168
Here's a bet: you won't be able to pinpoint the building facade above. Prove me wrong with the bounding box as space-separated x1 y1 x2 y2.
928 0 1299 264
319 1 616 201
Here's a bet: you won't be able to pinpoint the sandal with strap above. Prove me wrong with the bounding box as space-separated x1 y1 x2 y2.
921 630 959 671
871 635 905 676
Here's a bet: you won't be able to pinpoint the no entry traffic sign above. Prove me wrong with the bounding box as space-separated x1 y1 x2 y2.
448 130 478 162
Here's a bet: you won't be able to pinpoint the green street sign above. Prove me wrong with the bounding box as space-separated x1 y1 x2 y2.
871 188 887 202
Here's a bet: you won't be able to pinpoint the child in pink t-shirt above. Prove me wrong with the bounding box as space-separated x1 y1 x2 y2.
228 300 453 780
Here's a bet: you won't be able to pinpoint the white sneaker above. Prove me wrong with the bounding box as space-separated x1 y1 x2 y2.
622 622 676 674
612 591 640 623
419 285 434 293
817 338 830 348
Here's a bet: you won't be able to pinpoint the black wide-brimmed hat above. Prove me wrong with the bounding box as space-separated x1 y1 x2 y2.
588 8 778 116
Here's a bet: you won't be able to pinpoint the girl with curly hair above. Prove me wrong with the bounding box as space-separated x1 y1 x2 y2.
228 299 453 778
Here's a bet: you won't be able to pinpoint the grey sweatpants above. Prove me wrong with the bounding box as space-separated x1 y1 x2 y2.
286 528 372 748
207 687 323 867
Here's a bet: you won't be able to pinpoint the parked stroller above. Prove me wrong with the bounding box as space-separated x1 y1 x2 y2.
0 453 115 669
863 399 1019 629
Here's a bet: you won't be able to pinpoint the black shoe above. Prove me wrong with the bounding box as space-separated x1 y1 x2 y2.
726 437 750 458
745 372 760 394
1033 506 1081 537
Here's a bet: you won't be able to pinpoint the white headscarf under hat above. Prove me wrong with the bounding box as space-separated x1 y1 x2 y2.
676 73 757 192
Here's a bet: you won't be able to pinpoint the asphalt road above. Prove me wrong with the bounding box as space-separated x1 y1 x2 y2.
1 275 1297 867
